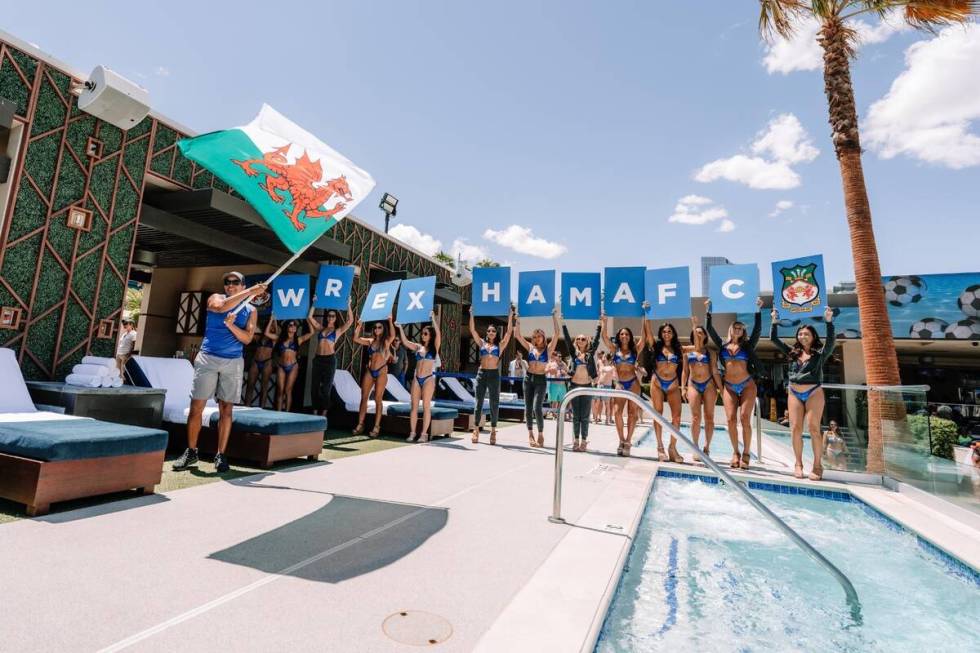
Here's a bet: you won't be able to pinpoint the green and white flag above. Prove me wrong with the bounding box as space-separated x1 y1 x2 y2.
177 104 375 253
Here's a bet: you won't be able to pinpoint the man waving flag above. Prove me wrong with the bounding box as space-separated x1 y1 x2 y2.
178 104 375 253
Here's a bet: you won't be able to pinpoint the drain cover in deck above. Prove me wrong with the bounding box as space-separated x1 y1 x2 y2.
383 611 453 646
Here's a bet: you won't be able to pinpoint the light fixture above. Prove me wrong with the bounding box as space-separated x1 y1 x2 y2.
379 192 398 233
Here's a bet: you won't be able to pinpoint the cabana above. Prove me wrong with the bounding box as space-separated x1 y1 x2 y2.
127 356 325 468
0 349 168 516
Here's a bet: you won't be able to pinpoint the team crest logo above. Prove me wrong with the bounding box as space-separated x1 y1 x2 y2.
779 263 820 312
232 145 353 232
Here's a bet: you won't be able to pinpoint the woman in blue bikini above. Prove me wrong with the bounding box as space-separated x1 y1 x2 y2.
397 308 442 442
601 312 643 457
352 316 395 437
771 306 835 480
307 301 355 418
514 308 560 448
273 320 313 412
683 317 723 462
246 320 277 408
705 297 763 469
643 320 686 463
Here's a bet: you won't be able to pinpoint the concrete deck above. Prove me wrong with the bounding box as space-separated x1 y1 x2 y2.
0 422 656 653
2 419 977 652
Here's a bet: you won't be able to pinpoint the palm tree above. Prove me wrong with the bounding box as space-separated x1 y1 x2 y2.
433 251 455 267
475 258 501 268
759 1 977 472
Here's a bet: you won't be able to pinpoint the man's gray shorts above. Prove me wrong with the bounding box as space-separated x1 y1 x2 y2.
191 351 244 403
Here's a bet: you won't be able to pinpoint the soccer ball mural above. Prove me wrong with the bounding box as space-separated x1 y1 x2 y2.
945 318 980 340
909 318 948 339
958 284 980 318
884 276 926 307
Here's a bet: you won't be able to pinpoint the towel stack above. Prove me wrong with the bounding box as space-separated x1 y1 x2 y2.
65 356 124 388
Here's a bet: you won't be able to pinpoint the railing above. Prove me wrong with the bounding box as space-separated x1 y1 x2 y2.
549 386 863 624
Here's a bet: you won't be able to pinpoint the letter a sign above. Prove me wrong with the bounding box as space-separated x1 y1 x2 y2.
518 270 555 318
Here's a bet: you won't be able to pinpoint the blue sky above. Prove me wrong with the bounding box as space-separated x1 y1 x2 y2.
6 1 978 291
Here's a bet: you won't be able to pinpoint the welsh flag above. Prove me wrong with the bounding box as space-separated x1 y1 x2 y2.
177 104 375 253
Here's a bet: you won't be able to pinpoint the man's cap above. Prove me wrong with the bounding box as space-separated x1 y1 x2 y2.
224 271 245 282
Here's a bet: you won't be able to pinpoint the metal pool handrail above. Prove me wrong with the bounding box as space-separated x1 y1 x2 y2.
548 386 863 625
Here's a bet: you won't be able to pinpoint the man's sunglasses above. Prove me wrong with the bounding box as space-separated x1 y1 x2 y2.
223 278 242 285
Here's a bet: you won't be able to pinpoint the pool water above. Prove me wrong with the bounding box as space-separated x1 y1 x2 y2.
596 477 980 652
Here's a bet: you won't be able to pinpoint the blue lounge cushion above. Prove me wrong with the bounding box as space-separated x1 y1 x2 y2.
207 409 326 435
432 399 490 414
386 405 458 420
0 418 168 462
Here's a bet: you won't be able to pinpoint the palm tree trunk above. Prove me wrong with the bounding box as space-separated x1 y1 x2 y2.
820 19 902 473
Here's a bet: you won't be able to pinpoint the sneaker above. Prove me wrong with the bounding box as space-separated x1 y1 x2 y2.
173 447 198 470
214 453 230 473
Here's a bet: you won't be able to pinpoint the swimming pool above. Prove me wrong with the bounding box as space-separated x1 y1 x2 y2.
635 425 745 462
596 474 980 652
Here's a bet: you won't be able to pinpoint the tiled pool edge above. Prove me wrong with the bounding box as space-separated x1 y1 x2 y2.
654 469 980 588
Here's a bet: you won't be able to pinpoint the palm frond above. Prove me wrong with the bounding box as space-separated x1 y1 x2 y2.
759 0 809 41
904 1 979 28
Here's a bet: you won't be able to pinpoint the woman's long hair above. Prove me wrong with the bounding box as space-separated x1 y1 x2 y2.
371 321 388 345
484 324 498 345
282 320 300 344
615 327 637 358
690 325 709 350
789 325 824 361
324 309 343 329
726 321 749 347
420 324 434 347
654 322 683 361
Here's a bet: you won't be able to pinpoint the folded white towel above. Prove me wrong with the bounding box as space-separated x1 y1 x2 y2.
82 356 118 370
65 373 103 388
101 376 123 388
72 363 110 377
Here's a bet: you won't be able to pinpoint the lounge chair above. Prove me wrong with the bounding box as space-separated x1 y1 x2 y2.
127 356 325 468
385 375 486 431
0 348 167 516
439 375 526 422
331 370 457 437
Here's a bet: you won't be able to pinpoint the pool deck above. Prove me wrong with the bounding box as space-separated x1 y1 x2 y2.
1 420 977 652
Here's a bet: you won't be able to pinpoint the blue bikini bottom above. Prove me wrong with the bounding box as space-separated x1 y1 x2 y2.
790 384 822 404
725 378 753 397
689 378 710 394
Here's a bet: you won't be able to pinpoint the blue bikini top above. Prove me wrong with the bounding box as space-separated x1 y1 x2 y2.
277 339 298 353
687 351 710 365
480 344 500 358
612 350 636 365
655 351 679 364
416 348 436 361
527 349 547 363
721 346 750 362
318 330 337 342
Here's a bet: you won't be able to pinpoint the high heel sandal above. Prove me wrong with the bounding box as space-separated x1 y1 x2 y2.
739 452 751 469
579 440 588 453
528 433 538 448
623 442 632 457
808 465 823 481
572 440 580 452
657 447 668 462
352 423 364 436
537 434 544 448
489 431 496 445
617 442 624 457
370 425 381 438
730 451 741 469
668 445 685 464
472 431 479 444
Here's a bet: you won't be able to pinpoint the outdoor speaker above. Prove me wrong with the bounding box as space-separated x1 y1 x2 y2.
77 66 150 131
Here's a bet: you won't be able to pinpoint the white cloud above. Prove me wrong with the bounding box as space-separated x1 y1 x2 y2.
388 224 441 256
751 114 819 164
668 195 732 230
695 154 800 190
769 199 794 217
449 238 489 264
762 15 906 74
482 225 567 259
153 66 171 77
695 113 818 189
865 23 980 169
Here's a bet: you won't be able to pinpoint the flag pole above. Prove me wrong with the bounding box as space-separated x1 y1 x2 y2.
230 244 312 316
